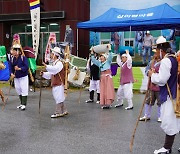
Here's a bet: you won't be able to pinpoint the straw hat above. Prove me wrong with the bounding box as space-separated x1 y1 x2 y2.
12 44 21 49
152 49 157 52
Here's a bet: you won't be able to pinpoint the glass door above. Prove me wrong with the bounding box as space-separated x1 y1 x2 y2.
11 23 60 64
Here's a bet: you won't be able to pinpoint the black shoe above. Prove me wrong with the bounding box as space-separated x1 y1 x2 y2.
85 99 94 103
101 106 110 109
178 148 180 152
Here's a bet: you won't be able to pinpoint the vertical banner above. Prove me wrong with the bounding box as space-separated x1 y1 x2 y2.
28 0 40 60
45 33 56 63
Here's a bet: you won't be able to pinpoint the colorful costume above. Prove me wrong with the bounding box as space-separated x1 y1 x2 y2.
91 52 115 108
9 44 29 110
42 47 68 118
140 59 161 122
115 52 134 110
85 57 100 103
151 36 180 154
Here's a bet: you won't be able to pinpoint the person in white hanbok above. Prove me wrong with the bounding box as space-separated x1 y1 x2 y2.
41 47 68 118
148 36 180 154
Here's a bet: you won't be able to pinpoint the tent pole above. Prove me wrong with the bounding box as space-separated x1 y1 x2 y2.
129 26 131 47
77 28 79 57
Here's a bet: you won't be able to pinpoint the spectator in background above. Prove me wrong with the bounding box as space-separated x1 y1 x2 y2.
166 29 180 52
135 31 144 56
111 32 120 54
142 31 154 64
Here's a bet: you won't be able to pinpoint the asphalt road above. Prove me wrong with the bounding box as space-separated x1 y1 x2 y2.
0 87 179 154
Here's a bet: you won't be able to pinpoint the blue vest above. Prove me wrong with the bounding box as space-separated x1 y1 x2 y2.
160 56 178 103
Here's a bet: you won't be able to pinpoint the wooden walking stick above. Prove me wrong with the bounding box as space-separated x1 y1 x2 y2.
176 54 180 117
2 75 15 111
12 40 34 83
38 76 42 114
129 77 151 152
38 64 45 114
78 86 82 103
0 89 5 107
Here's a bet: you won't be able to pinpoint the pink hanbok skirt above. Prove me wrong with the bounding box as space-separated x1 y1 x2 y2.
100 69 115 106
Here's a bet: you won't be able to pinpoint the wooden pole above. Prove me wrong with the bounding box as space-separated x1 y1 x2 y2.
38 76 42 114
130 78 150 152
2 78 14 111
64 45 70 97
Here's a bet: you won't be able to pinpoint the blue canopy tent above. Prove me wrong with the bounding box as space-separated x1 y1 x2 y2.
77 3 180 32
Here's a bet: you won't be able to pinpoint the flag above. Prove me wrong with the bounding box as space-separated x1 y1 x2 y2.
28 0 40 60
23 46 37 73
0 46 10 81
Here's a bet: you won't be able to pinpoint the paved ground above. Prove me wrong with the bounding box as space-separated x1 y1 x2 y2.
0 86 179 154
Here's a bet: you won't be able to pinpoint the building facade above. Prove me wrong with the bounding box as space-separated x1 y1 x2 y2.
0 0 90 62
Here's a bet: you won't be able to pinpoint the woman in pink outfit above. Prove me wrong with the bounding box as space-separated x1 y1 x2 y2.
90 50 115 109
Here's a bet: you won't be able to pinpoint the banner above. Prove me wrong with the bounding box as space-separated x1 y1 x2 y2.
28 0 40 60
45 33 56 63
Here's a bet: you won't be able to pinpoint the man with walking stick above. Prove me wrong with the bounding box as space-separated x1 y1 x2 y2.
41 47 68 118
148 36 180 154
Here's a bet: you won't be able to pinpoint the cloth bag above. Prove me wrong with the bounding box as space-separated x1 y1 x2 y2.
68 67 86 86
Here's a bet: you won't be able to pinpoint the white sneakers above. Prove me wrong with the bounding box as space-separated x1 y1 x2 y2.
154 147 171 154
157 118 162 123
114 104 123 108
51 113 64 118
17 105 26 110
85 99 94 103
96 101 100 104
139 116 150 121
125 106 133 110
51 111 69 118
17 105 22 109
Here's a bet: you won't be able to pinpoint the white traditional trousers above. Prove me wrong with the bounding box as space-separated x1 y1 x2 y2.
117 82 133 107
89 80 100 93
14 75 29 96
52 85 65 104
160 97 180 135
